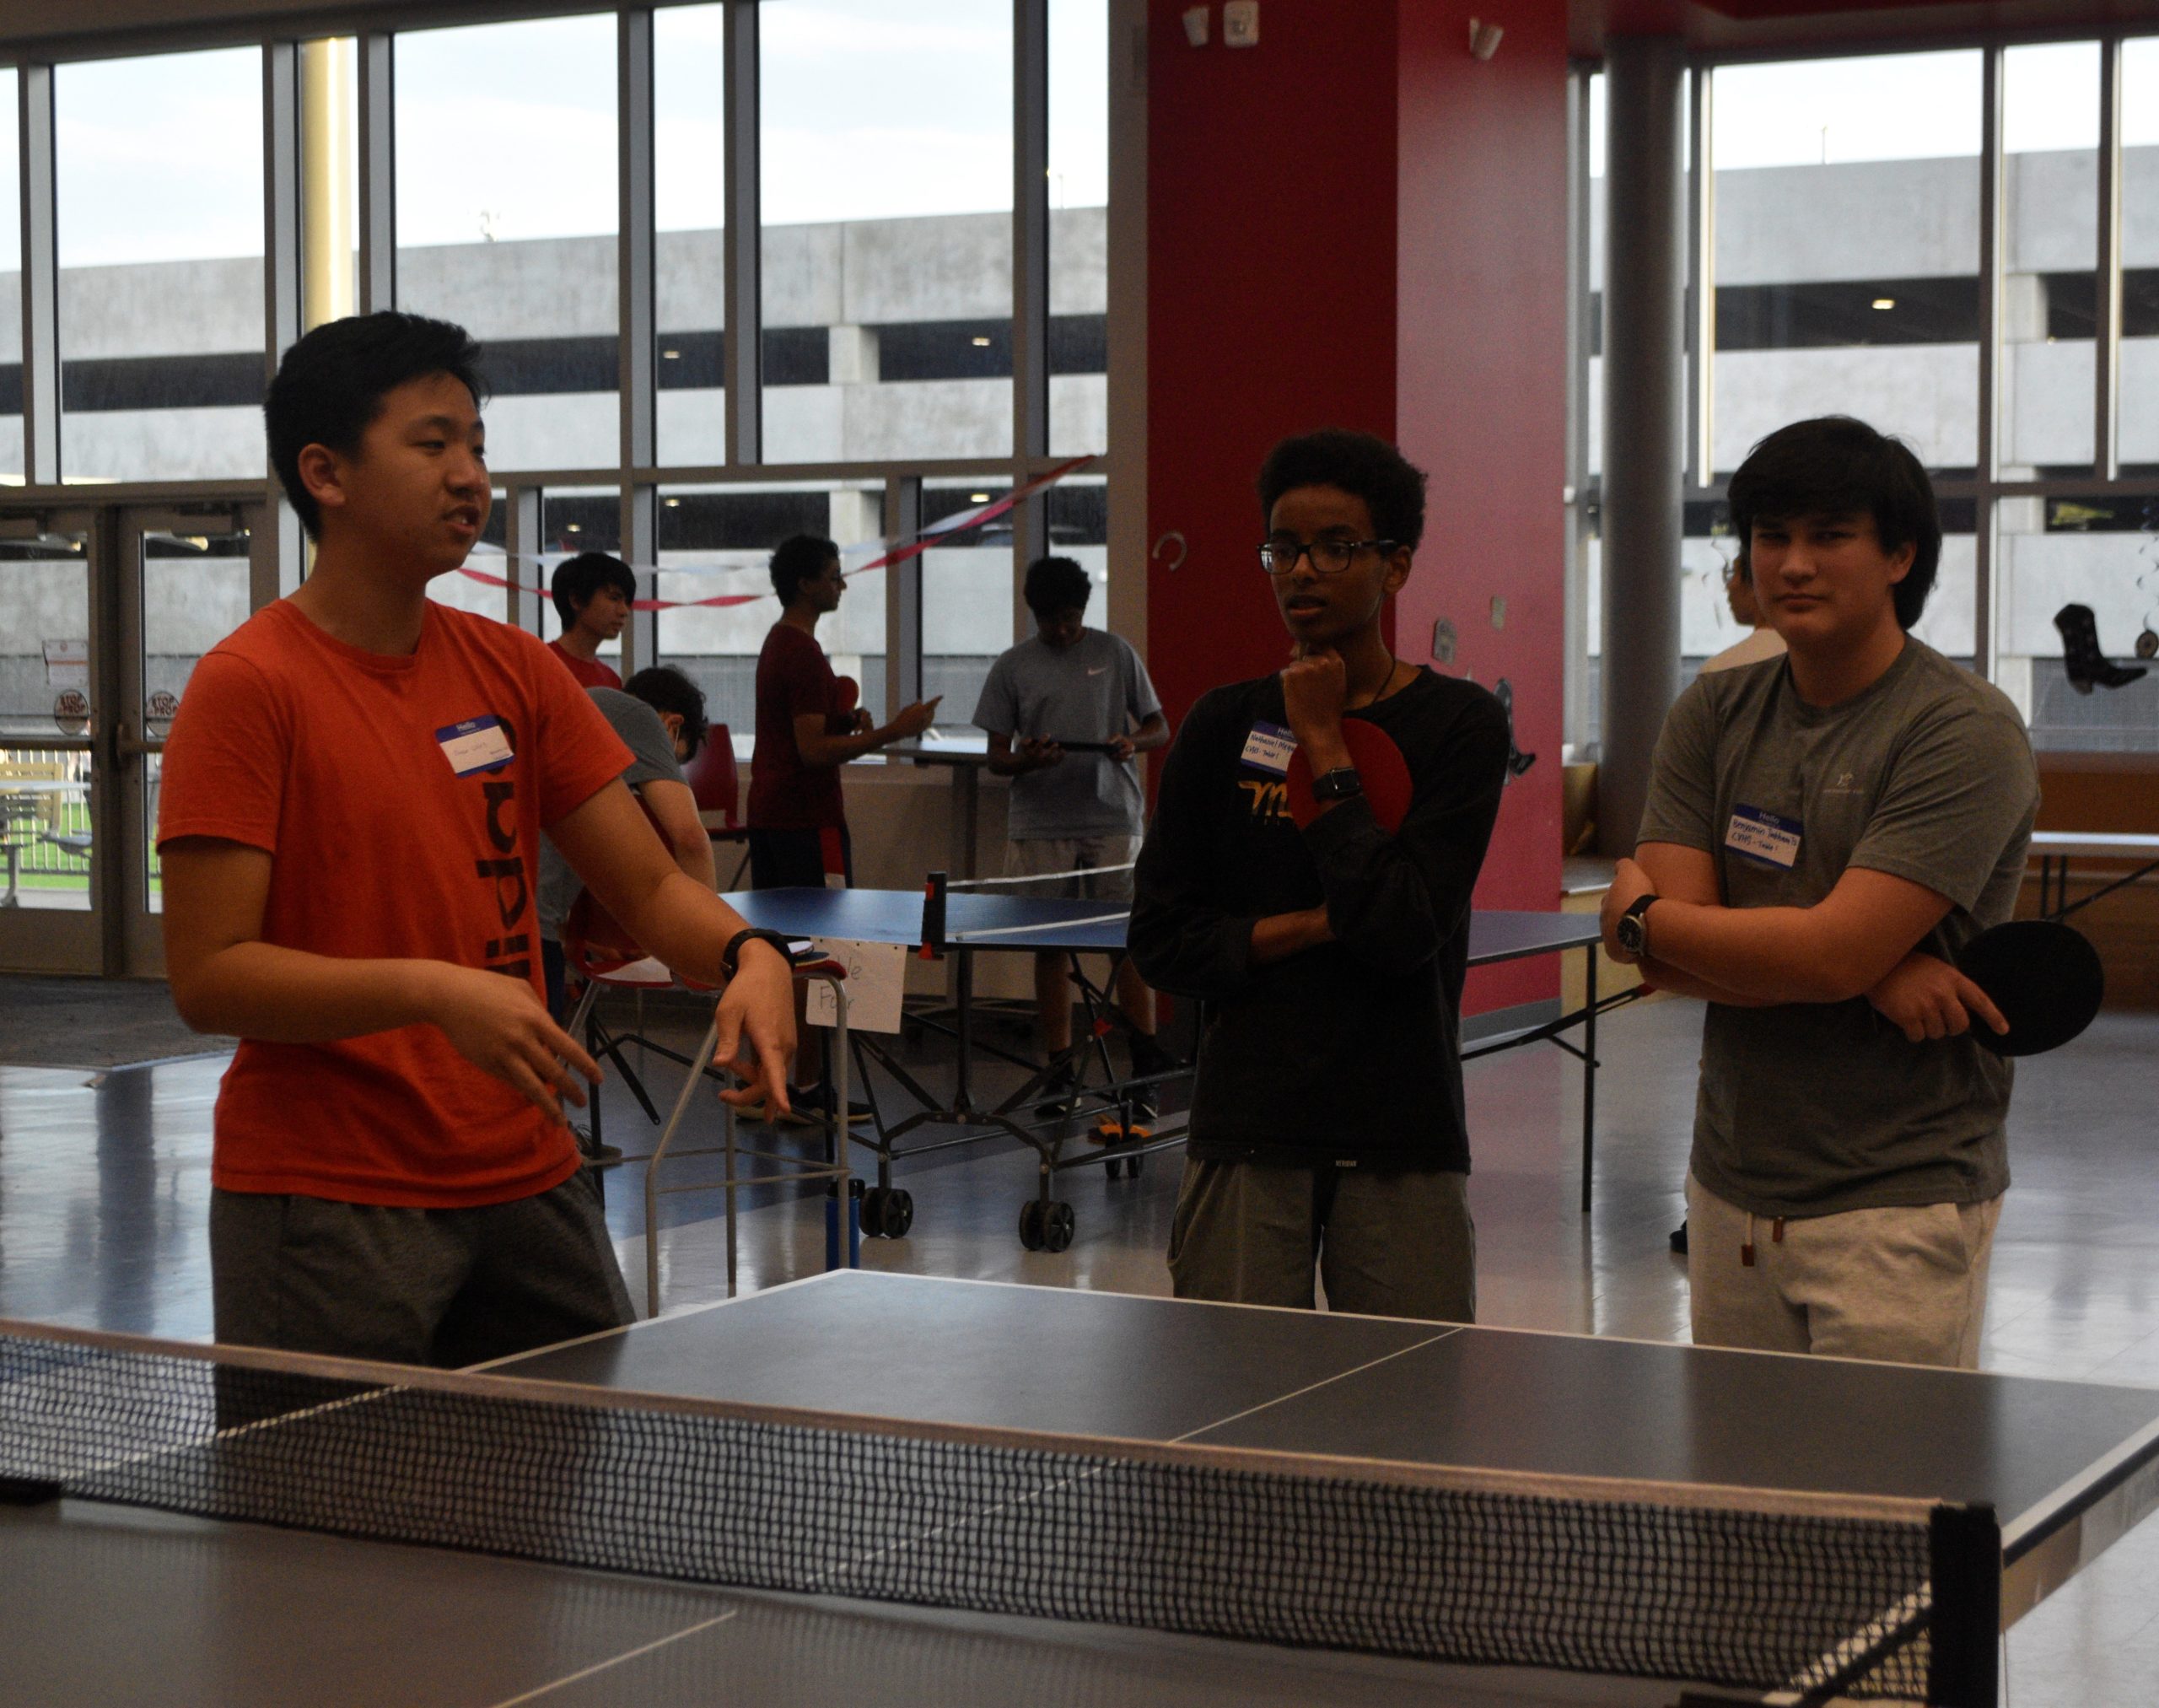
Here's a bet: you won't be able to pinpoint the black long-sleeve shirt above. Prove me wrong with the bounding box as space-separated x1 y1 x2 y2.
1129 668 1510 1171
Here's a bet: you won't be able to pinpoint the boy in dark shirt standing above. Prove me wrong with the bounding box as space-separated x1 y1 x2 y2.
1130 429 1510 1323
746 534 940 889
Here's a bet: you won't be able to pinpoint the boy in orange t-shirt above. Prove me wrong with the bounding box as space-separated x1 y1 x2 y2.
158 311 799 1367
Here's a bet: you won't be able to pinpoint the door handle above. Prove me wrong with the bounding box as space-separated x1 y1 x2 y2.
112 721 164 760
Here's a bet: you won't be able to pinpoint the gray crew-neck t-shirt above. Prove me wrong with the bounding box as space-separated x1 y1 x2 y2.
1637 640 2039 1219
972 628 1162 840
538 687 686 941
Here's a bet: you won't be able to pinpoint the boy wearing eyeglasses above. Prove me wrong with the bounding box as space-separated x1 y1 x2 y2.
1128 428 1510 1323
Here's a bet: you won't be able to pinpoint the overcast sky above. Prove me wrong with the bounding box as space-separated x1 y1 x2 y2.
4 23 2156 269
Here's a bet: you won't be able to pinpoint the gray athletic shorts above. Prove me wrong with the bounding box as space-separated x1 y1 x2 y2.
210 1170 633 1368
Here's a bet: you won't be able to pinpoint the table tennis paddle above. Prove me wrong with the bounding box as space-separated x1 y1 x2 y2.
826 675 862 735
1956 919 2104 1058
1284 718 1413 834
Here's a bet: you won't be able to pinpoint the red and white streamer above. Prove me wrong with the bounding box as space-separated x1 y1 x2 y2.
453 452 1097 613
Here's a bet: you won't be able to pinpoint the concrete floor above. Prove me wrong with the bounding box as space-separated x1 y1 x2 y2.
2 992 2156 1703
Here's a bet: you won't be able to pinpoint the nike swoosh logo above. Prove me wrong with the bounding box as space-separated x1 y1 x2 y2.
1086 665 1108 676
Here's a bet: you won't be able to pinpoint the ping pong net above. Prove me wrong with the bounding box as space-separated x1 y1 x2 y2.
1 1317 1995 1705
918 861 1134 954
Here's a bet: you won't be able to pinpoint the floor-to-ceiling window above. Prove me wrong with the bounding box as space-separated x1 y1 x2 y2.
0 3 1124 775
1572 33 2159 756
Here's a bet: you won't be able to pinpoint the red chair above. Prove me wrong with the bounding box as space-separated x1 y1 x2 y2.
686 725 751 888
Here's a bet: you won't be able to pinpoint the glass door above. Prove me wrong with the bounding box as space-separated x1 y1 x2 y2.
0 509 104 973
116 507 269 977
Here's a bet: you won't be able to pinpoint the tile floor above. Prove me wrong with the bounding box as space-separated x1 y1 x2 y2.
2 991 2155 1703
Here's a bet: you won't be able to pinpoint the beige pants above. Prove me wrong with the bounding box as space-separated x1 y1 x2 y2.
1686 1173 2002 1368
1168 1158 1476 1323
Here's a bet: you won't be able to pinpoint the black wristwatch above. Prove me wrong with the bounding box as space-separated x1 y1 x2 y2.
1614 893 1656 958
1310 767 1365 804
720 928 794 978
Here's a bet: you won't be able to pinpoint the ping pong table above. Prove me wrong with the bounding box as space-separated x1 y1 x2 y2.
2027 829 2159 920
722 886 1608 1253
8 1269 2158 1705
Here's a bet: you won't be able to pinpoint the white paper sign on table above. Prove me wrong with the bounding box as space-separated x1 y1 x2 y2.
803 937 908 1034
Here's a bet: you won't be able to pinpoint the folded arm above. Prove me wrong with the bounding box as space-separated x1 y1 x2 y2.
1610 842 1957 1006
1619 843 1768 1007
1128 711 1273 998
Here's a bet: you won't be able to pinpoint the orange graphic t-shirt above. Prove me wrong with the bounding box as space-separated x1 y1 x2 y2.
157 598 633 1207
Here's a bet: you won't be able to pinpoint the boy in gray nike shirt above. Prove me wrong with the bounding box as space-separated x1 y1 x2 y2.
1602 417 2038 1368
975 556 1171 1083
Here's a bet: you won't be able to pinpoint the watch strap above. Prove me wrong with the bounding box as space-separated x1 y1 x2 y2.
720 927 792 978
1311 767 1365 803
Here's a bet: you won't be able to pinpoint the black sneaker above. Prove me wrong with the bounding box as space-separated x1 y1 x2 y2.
781 1084 875 1125
1133 1031 1177 1073
1127 1032 1175 1121
1034 1056 1083 1118
1669 1219 1688 1255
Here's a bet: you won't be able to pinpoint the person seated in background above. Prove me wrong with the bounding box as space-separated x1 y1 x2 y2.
973 554 1173 1110
548 551 635 689
537 666 719 1164
1605 414 2038 1368
1129 428 1510 1323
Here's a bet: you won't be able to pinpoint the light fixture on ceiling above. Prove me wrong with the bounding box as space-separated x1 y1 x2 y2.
1871 298 1895 310
665 498 681 507
972 336 992 347
969 493 992 504
566 524 582 533
662 348 681 359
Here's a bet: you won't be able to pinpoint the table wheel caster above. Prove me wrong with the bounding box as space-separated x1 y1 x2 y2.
861 1186 913 1239
1019 1199 1075 1253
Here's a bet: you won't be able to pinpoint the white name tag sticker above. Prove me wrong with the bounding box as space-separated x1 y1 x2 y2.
1240 720 1296 776
1726 804 1802 870
436 715 514 778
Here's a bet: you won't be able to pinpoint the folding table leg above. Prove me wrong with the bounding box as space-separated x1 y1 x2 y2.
645 1011 723 1319
1580 945 1598 1216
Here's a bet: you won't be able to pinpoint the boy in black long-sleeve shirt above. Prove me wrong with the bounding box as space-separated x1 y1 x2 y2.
1129 429 1509 1321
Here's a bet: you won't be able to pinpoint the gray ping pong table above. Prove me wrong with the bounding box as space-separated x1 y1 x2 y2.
7 1269 2158 1705
720 886 1612 1257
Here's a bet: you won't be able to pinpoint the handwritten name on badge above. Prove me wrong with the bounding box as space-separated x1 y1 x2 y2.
1726 805 1802 870
437 715 514 777
1240 720 1295 777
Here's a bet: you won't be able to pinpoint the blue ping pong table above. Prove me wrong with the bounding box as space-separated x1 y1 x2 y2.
7 1269 2157 1705
724 887 1610 1252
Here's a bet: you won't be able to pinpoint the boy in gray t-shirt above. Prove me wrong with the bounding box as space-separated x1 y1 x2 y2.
539 673 718 1159
973 556 1171 1099
1602 418 2038 1369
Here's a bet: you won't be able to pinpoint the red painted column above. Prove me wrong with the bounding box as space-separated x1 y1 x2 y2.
1144 0 1399 735
1145 1 1569 1017
1393 0 1570 1014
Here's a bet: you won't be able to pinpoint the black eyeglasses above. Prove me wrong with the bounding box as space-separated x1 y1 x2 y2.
1257 536 1397 577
